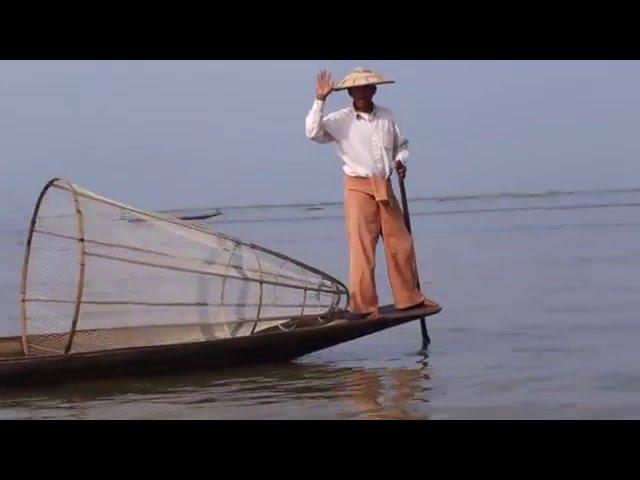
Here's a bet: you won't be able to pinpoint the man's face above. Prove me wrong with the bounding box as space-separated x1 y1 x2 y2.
348 85 377 109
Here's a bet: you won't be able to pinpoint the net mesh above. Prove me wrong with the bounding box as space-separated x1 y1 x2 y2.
21 179 348 355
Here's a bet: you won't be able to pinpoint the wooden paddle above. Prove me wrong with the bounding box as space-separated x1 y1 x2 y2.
397 173 431 350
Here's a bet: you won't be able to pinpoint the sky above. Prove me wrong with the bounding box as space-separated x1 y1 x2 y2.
1 60 639 220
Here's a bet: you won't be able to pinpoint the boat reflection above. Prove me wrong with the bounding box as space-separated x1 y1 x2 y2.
0 354 433 420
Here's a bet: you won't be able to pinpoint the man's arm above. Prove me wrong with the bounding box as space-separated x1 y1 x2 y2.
393 122 410 179
305 70 336 144
305 99 334 144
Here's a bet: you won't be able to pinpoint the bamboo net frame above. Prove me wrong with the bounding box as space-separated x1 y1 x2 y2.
19 178 349 356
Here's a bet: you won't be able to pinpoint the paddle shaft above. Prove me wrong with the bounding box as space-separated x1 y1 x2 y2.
398 175 431 348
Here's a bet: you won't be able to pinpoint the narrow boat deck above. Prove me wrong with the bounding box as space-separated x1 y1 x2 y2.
0 304 441 386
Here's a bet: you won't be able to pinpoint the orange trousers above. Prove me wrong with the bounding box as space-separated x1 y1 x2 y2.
344 175 426 314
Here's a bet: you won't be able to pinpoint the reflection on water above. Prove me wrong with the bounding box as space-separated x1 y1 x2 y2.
345 367 430 420
0 355 432 420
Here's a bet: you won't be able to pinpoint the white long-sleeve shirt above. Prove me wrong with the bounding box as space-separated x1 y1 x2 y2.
305 99 409 179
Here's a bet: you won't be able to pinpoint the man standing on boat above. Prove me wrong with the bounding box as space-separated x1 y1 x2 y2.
305 67 440 319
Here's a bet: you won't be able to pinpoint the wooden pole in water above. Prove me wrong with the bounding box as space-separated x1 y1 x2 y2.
397 175 431 350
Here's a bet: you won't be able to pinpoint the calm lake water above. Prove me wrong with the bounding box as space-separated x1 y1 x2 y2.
1 188 639 419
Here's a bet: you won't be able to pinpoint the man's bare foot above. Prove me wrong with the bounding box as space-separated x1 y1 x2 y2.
344 310 378 321
399 298 441 311
422 297 441 309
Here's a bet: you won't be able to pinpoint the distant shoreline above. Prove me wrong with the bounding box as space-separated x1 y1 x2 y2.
161 186 640 213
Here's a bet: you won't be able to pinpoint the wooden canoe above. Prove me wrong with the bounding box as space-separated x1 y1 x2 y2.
0 304 441 387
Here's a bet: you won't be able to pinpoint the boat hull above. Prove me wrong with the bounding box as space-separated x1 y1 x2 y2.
0 305 440 387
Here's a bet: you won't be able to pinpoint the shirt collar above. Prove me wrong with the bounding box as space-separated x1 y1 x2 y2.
351 104 378 121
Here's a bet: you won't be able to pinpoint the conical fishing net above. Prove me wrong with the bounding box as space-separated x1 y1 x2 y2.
20 179 348 356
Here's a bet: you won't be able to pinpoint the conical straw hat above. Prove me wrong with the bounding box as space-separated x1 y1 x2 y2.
333 67 395 91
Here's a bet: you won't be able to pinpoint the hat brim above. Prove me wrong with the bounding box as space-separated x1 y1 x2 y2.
332 80 395 91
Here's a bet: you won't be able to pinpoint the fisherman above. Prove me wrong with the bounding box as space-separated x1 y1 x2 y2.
305 67 440 320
